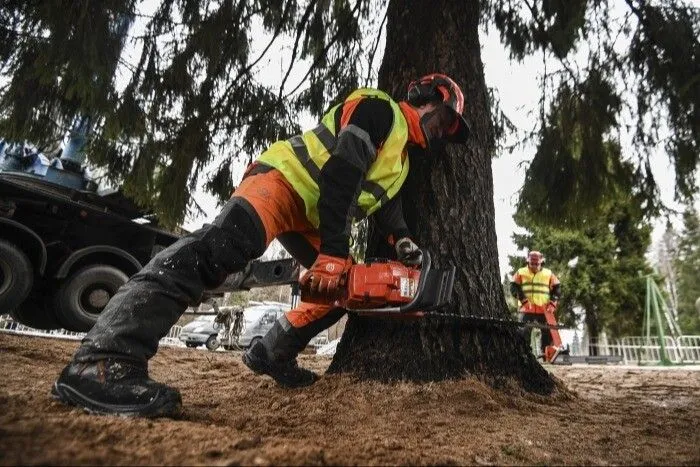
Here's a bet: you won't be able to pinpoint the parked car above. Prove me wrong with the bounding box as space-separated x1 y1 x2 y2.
237 303 328 351
237 303 289 349
178 315 219 350
179 302 327 352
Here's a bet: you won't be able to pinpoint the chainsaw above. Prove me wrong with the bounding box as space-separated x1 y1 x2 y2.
300 251 569 332
300 251 455 317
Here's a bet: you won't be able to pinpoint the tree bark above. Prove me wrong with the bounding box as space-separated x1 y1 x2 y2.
328 0 555 394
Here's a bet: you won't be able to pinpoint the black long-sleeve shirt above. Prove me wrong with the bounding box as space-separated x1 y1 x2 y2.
319 97 409 257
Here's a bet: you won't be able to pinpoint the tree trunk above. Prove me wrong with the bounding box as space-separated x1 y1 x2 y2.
328 0 555 394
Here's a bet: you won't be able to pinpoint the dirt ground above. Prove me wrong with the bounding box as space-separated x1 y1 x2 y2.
1 333 699 466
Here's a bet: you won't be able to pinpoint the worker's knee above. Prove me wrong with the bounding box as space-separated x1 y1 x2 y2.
212 197 267 256
143 201 265 289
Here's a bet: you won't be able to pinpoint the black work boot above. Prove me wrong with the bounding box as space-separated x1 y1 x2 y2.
242 317 320 388
242 340 318 388
51 359 182 418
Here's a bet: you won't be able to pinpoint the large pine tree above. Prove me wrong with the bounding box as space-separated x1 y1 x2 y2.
1 0 698 391
326 0 552 392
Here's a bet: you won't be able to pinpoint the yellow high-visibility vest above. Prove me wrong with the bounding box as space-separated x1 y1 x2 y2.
257 88 409 227
516 266 554 306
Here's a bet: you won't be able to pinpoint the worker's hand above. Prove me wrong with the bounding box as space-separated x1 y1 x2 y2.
395 237 423 266
546 301 558 313
300 254 353 296
519 298 530 312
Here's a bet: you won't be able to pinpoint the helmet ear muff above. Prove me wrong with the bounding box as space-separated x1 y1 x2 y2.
407 76 443 105
407 83 422 103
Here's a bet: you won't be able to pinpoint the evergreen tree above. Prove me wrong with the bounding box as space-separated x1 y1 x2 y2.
506 0 700 225
1 1 698 228
1 1 697 390
508 201 652 340
1 0 383 226
674 204 700 333
327 1 551 391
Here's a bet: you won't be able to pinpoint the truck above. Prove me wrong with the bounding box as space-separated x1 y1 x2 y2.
0 139 182 332
0 137 304 333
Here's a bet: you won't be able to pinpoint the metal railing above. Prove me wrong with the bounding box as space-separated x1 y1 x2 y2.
581 335 700 365
678 335 700 363
0 315 185 348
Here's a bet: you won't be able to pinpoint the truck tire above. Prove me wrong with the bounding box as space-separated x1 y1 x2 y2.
54 264 129 332
9 293 62 330
0 238 33 313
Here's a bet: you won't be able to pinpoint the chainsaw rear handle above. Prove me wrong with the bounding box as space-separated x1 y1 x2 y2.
348 251 433 314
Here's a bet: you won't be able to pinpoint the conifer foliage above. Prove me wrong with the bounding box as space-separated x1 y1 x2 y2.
495 0 700 224
1 0 382 226
1 1 697 228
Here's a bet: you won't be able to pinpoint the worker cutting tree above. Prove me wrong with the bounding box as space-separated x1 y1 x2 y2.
51 73 470 418
510 250 563 361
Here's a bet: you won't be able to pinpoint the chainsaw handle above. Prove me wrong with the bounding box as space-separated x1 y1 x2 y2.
398 250 431 313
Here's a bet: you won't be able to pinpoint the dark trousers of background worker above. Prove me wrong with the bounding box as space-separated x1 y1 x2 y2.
519 312 552 355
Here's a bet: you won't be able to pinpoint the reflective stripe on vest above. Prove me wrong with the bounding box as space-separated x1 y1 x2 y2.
517 266 553 306
288 123 336 183
256 88 409 227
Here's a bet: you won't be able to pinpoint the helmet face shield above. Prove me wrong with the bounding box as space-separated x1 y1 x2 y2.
407 73 470 144
420 103 457 141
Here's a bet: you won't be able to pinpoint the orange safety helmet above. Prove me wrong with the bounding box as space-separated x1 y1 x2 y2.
527 250 544 269
407 73 470 144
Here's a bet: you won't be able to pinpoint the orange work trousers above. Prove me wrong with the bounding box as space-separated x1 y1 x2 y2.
232 166 336 328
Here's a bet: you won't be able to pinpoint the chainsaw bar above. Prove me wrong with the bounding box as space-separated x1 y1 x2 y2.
417 311 566 330
354 309 566 330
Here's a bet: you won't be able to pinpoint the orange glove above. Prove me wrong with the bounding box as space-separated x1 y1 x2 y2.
300 254 353 296
519 298 530 312
546 301 558 313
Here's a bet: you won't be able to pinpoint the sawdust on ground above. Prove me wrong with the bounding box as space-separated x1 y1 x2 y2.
1 333 699 466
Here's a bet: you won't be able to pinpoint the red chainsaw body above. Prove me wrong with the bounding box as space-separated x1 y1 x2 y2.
344 260 420 309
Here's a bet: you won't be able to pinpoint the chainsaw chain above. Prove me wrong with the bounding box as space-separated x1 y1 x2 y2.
419 311 521 326
417 311 562 330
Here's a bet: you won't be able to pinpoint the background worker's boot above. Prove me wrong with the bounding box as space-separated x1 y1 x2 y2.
242 318 318 388
51 359 182 418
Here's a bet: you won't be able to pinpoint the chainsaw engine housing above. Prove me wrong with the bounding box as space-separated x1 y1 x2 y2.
345 260 420 309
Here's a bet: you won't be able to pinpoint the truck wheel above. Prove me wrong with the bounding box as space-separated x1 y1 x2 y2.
0 239 33 313
10 293 62 330
205 335 220 351
54 265 129 332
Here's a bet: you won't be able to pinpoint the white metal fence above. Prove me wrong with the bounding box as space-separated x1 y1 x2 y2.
678 335 700 363
580 335 700 365
0 315 185 348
